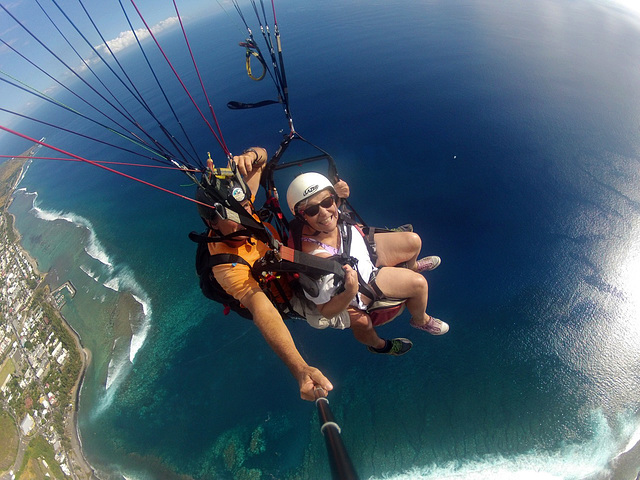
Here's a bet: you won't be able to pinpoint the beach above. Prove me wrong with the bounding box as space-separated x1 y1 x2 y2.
58 314 97 480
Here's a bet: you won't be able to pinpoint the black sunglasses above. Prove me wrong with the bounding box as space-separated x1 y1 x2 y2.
301 195 336 217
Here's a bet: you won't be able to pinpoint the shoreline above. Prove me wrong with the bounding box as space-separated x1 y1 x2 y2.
58 311 98 480
5 156 100 479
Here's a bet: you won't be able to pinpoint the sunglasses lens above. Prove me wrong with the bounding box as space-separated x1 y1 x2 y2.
321 196 335 208
304 205 319 217
303 196 335 217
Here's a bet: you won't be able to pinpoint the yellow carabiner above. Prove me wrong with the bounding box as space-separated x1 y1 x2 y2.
246 50 266 81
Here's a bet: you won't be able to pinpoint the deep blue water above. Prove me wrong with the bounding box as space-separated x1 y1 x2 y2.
4 0 640 478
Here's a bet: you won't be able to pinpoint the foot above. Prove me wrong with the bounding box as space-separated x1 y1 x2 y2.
410 315 449 335
416 256 441 272
367 338 413 356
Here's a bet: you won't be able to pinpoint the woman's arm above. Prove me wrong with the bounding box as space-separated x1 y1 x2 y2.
316 265 359 318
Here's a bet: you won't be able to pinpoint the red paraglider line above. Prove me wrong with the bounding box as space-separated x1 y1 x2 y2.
0 154 199 171
0 126 212 209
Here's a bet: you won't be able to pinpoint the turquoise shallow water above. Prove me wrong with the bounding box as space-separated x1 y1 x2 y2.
4 0 640 478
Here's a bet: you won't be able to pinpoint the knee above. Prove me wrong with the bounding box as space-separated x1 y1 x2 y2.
349 309 372 330
410 273 428 295
407 232 422 252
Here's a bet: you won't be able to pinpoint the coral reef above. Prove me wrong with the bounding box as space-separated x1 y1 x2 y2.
234 466 262 480
248 425 266 456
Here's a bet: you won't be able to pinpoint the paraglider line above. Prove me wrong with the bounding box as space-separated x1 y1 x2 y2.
0 126 211 209
0 155 199 172
129 0 231 158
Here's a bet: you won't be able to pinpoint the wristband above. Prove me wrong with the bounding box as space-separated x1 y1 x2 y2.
243 148 260 164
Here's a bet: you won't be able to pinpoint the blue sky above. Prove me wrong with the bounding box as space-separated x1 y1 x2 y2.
0 0 233 133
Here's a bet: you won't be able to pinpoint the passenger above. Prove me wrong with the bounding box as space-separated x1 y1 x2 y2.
196 148 333 401
286 172 449 356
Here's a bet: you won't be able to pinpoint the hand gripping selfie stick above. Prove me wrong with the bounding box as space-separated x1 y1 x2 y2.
314 387 359 480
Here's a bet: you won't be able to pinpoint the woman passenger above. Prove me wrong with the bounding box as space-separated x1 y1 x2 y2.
286 173 449 356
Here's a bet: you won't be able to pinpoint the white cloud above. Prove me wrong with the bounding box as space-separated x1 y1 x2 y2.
94 16 180 57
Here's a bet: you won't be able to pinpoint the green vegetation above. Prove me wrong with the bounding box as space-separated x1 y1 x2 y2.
0 357 16 387
38 301 81 435
16 435 66 480
2 211 17 244
0 411 19 471
0 157 26 210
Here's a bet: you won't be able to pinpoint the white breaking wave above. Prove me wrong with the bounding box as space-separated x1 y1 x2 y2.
93 338 132 419
25 189 153 413
30 193 114 269
79 264 100 282
105 337 131 391
84 233 114 270
130 293 152 363
619 411 640 455
15 159 32 186
372 410 631 480
103 278 120 292
100 270 152 362
94 269 152 416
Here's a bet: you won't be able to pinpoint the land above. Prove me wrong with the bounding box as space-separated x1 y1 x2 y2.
0 146 97 480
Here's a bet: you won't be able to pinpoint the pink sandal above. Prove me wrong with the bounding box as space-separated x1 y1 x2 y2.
410 315 449 335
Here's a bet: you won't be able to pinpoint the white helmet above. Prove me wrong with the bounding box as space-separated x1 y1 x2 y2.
286 172 335 215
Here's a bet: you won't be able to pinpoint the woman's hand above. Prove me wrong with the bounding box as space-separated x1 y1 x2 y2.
343 264 358 297
333 180 350 199
318 264 359 318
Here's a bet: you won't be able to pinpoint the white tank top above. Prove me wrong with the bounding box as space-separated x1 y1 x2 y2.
304 224 377 309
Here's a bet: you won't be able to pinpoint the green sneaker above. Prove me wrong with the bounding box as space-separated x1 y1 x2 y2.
367 338 413 356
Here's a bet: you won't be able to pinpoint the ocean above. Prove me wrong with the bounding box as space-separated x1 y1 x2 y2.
4 0 640 478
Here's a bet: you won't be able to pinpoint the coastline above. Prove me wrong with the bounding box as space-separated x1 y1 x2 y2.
58 313 97 480
4 155 99 479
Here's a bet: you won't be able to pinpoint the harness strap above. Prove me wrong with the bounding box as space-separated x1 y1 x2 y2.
366 271 385 300
263 246 347 279
197 164 274 247
204 253 250 271
189 229 254 244
339 222 378 301
192 232 297 317
340 214 378 264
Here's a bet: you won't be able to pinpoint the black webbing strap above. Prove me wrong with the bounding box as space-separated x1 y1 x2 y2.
189 229 254 244
206 253 250 270
255 247 346 281
227 100 280 110
339 222 378 301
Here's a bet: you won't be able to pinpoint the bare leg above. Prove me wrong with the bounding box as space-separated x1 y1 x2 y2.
348 308 386 348
373 232 421 269
373 267 431 326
